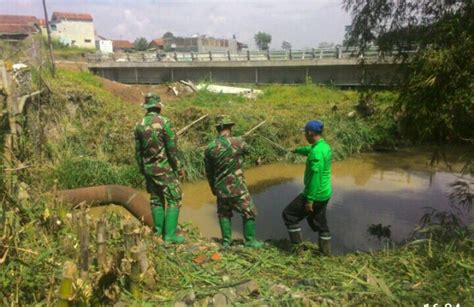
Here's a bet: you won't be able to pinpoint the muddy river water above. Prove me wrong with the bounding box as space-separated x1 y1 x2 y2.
98 148 473 254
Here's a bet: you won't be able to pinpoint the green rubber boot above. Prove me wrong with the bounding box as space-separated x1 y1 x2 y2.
151 206 165 236
163 207 185 244
243 218 264 248
219 218 232 248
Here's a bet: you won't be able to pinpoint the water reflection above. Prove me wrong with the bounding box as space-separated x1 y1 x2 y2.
180 150 473 254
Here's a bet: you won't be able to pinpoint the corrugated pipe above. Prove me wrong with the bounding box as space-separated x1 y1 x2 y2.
57 185 153 227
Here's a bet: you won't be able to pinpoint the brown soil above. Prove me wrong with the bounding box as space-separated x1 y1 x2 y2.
98 79 185 104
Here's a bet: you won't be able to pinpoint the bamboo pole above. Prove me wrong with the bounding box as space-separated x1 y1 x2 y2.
78 210 89 280
177 114 208 136
129 246 141 299
259 135 291 153
242 120 267 138
137 239 149 273
57 261 77 307
123 222 137 256
1 62 17 198
96 217 106 269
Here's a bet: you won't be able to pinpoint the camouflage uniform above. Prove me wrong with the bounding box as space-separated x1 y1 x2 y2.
135 111 182 209
204 115 262 248
135 93 184 243
204 135 257 219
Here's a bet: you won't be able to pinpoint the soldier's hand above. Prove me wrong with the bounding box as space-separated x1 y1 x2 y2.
305 202 313 213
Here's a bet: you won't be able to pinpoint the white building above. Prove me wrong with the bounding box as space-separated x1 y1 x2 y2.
95 35 113 53
50 11 95 49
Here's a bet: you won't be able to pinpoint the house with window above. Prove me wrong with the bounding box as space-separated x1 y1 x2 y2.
50 11 95 49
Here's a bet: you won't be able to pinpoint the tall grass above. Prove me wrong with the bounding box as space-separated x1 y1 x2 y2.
34 69 398 189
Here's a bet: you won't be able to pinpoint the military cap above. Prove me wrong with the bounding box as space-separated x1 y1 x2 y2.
215 114 235 128
143 93 163 109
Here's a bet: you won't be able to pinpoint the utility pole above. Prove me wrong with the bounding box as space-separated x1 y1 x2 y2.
42 0 56 76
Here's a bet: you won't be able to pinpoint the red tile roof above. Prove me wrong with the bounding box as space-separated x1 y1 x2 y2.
0 15 38 25
149 38 164 46
52 12 93 22
0 24 37 35
113 40 134 49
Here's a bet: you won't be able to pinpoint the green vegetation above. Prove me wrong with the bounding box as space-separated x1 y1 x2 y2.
344 0 474 142
254 31 272 51
27 70 398 189
0 196 472 304
47 38 95 60
1 66 472 305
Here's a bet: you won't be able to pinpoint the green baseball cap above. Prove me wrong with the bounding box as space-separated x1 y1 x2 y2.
143 93 163 109
215 114 235 127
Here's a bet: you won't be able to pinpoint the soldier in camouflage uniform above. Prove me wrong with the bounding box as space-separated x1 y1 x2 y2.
204 115 263 248
135 93 185 244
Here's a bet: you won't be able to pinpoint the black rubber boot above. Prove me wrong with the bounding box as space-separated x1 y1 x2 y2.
287 225 303 244
319 232 331 256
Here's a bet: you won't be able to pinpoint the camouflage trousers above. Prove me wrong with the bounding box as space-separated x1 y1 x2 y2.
145 175 182 209
217 193 257 219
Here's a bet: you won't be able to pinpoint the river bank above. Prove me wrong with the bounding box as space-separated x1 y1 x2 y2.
2 67 473 305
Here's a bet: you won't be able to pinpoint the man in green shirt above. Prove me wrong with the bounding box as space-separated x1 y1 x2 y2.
282 120 332 255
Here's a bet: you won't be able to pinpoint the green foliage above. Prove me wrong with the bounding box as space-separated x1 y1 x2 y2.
134 37 149 51
52 158 141 189
396 47 474 141
344 0 474 142
162 32 175 39
254 32 272 50
281 41 291 50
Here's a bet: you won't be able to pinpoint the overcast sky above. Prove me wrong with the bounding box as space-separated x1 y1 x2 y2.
2 0 351 49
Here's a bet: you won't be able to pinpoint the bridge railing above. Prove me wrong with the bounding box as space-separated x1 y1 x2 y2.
87 46 412 63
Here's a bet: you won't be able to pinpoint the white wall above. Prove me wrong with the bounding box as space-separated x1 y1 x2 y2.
95 39 113 53
51 20 95 49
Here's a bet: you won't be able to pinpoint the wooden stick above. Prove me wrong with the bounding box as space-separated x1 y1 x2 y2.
259 135 291 153
78 210 89 280
242 120 267 138
96 217 106 269
177 114 208 136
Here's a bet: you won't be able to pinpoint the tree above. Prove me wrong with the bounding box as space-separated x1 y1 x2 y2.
344 0 474 143
162 32 175 39
134 37 148 51
254 32 272 50
345 0 474 212
281 41 292 50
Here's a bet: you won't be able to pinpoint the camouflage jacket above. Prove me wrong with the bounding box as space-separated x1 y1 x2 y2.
204 135 250 198
134 112 181 183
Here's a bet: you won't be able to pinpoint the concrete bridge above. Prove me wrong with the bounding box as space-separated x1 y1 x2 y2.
87 48 404 86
